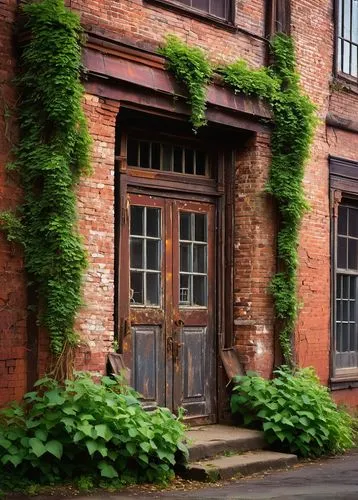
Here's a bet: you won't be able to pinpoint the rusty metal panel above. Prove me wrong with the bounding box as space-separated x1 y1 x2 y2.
220 348 244 380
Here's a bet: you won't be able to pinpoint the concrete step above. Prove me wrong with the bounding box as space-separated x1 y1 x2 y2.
179 450 298 481
186 425 266 461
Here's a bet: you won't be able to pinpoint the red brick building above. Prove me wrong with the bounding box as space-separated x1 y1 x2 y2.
2 0 358 418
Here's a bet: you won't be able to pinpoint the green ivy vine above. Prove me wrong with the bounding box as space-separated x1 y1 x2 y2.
0 0 91 362
159 35 213 129
161 34 316 365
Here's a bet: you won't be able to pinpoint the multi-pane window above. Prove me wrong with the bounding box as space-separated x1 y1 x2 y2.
130 206 162 306
337 0 358 78
335 203 358 370
127 138 208 176
162 0 232 21
179 212 208 307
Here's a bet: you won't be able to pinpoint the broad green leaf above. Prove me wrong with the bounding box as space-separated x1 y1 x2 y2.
86 440 99 456
35 429 48 442
140 442 151 453
78 422 93 437
95 424 113 441
1 454 22 467
139 453 149 464
126 442 136 455
45 390 65 406
29 437 47 458
46 440 63 459
0 437 11 450
98 461 118 478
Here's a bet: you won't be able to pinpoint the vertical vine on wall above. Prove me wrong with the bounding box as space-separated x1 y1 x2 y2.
161 34 316 365
0 0 91 376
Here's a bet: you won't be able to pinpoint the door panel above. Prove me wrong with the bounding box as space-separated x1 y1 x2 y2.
132 325 165 406
173 201 216 421
121 194 216 421
123 194 166 409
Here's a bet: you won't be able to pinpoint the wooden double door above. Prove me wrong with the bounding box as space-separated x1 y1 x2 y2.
121 192 216 422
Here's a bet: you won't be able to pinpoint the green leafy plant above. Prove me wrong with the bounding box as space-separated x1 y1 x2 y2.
159 35 213 130
161 34 316 364
231 367 353 457
0 373 187 490
0 0 91 368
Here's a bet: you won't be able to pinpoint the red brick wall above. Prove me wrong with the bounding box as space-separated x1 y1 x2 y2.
2 0 358 408
234 131 276 378
75 95 120 373
69 0 267 68
0 0 28 406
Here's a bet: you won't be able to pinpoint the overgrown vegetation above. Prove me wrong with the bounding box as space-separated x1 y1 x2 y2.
0 0 91 370
161 35 316 364
231 367 353 457
0 373 187 491
160 35 213 130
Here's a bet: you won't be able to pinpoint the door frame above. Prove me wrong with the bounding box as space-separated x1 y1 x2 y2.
114 121 235 423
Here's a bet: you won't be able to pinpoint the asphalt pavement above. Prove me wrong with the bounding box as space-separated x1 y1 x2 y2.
9 450 358 500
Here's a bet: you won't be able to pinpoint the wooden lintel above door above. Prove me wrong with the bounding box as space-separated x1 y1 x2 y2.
83 30 272 132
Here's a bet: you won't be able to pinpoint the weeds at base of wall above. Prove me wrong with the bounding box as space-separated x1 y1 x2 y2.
0 373 187 492
161 34 317 366
231 367 353 458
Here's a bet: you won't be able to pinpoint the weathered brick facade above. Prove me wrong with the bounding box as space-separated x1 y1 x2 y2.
0 0 28 406
2 0 358 410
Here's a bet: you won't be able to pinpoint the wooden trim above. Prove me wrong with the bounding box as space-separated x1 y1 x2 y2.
86 79 271 134
267 0 291 36
224 151 235 348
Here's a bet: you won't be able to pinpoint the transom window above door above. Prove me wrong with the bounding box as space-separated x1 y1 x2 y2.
127 137 208 176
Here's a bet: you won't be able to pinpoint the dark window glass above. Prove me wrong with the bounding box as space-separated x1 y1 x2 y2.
196 151 207 175
349 207 358 236
337 236 347 269
168 0 231 20
151 143 161 170
174 148 183 173
337 0 358 78
127 139 139 166
335 203 358 370
179 211 208 307
130 205 162 307
185 149 194 174
147 208 160 238
338 206 348 234
131 206 144 236
127 137 208 177
140 142 150 168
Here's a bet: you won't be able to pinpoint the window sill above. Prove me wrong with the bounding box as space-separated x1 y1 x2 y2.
330 374 358 391
332 74 358 96
144 0 237 32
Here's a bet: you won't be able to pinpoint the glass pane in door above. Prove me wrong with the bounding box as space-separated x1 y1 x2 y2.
179 211 208 307
130 205 162 306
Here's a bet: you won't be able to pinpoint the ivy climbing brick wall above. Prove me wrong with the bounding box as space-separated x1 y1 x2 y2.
0 0 28 405
2 0 358 407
